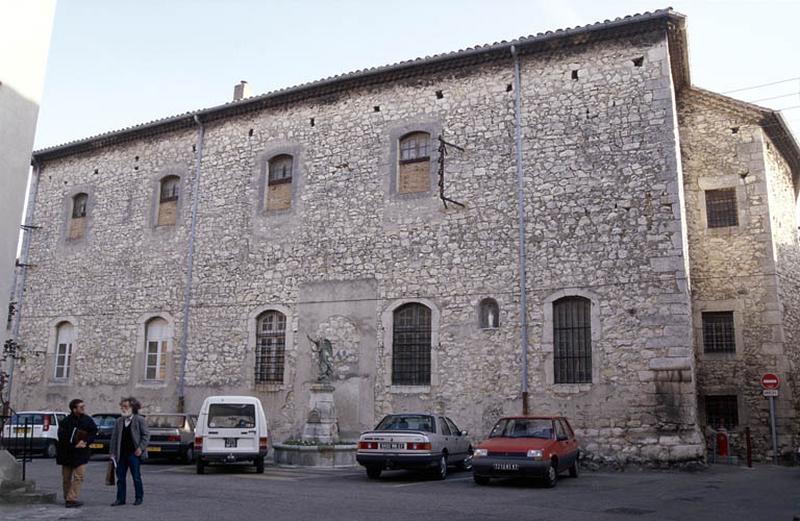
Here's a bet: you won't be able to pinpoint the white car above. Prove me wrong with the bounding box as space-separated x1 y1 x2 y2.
2 411 69 458
194 396 269 474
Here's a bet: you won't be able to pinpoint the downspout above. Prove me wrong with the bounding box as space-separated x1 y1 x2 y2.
5 160 42 409
511 45 530 415
177 115 205 413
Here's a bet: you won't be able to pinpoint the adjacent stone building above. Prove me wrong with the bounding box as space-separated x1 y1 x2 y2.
8 9 799 465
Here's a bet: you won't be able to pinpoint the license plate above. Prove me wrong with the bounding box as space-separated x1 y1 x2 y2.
379 442 405 450
147 446 161 452
493 463 519 471
89 443 103 449
225 438 237 448
14 427 30 433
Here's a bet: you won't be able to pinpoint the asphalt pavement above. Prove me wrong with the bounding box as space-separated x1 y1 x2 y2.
1 457 798 521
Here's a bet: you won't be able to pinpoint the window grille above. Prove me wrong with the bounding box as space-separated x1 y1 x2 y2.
479 298 500 328
553 297 592 384
705 188 738 228
268 155 293 185
399 132 430 163
702 311 735 353
72 193 88 218
705 395 738 429
160 176 180 202
256 310 286 383
392 303 431 385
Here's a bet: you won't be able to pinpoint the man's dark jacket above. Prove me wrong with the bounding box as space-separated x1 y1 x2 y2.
56 413 97 466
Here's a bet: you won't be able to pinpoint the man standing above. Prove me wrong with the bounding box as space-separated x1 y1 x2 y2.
110 397 149 506
56 398 98 508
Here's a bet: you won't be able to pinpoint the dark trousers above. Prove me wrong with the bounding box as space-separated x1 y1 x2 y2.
116 453 143 503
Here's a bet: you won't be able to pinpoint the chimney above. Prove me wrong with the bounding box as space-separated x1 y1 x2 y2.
233 80 251 101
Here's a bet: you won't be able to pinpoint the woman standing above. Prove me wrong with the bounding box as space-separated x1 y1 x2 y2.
110 397 150 506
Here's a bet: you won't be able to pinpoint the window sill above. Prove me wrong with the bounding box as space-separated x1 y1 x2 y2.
254 383 285 392
47 379 71 387
551 383 592 394
389 385 431 394
136 380 168 389
480 327 500 332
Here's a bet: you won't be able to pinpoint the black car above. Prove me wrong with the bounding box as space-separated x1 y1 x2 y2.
90 413 121 455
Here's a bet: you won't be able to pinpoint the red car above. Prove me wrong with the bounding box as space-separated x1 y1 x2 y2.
471 416 579 487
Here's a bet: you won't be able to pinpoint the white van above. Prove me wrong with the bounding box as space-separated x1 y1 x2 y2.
194 396 268 474
2 411 69 458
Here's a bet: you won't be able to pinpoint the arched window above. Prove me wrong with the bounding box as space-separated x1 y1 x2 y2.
392 303 431 385
255 310 286 383
157 175 180 226
68 193 88 240
54 322 74 379
553 296 592 383
144 317 169 381
398 132 431 194
266 154 293 211
479 298 500 329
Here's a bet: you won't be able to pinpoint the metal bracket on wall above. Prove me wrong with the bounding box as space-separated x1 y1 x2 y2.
19 224 41 231
437 133 466 209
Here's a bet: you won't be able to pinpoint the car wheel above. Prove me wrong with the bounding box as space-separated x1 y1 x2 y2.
473 475 490 486
435 454 448 480
569 459 579 478
366 466 382 480
255 457 265 474
196 459 206 475
458 447 473 471
183 446 194 464
543 461 558 488
44 441 57 459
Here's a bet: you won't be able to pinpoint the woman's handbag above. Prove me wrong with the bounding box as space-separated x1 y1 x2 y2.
105 459 116 486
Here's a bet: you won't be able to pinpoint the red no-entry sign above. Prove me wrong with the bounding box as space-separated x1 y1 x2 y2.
761 373 780 389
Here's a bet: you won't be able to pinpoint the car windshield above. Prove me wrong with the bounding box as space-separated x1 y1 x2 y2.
489 419 554 439
92 415 119 428
207 404 256 429
146 415 185 429
375 415 435 433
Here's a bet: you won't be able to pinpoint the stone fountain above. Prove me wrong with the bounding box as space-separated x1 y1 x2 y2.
272 335 357 467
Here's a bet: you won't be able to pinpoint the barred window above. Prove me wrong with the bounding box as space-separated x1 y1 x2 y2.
160 176 180 202
71 193 88 218
256 310 286 383
398 132 430 194
702 311 735 353
553 296 592 384
268 155 293 185
54 322 74 379
392 303 431 385
705 188 738 228
144 317 169 381
705 395 738 429
479 298 500 329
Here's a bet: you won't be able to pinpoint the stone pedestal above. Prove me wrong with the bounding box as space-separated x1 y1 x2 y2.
301 383 339 444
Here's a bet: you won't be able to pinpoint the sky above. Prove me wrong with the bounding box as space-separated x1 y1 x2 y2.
34 0 800 150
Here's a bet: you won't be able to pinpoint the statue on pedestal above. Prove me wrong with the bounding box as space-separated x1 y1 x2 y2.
307 334 334 383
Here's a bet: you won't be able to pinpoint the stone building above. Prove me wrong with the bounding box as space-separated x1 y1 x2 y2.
8 9 799 465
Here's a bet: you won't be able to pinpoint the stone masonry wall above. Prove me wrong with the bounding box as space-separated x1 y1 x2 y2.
678 90 799 461
13 28 705 464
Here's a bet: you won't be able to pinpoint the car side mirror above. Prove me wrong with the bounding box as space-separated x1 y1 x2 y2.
557 434 568 441
461 430 468 436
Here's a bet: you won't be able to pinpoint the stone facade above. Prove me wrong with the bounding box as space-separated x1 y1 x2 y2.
9 11 800 465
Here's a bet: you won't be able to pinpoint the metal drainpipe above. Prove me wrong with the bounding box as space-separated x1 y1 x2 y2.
511 45 530 416
177 115 205 413
5 161 42 409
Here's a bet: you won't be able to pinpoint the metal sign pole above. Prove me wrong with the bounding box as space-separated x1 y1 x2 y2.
768 395 778 464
